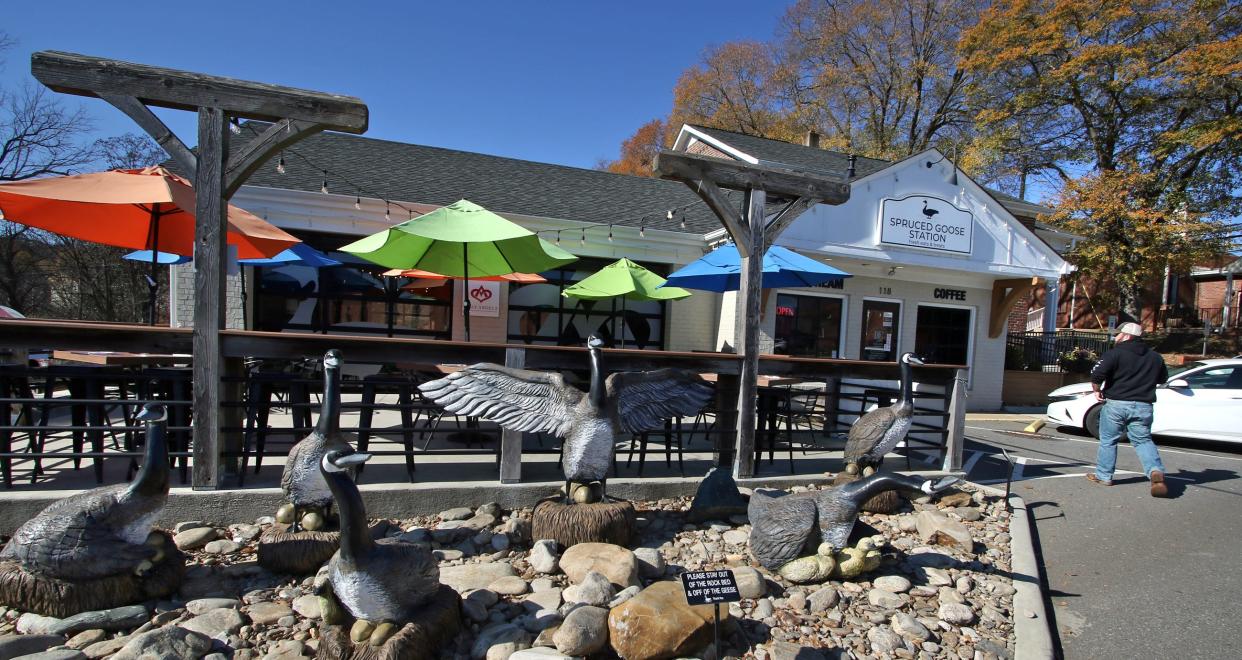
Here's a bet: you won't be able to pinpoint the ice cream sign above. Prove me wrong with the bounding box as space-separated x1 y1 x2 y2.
879 195 974 255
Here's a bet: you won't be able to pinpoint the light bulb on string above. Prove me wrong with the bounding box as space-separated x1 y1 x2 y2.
354 196 361 210
409 209 414 220
276 154 285 174
229 118 242 134
320 171 328 194
385 201 391 222
640 225 646 238
555 231 561 246
580 229 586 246
608 225 614 242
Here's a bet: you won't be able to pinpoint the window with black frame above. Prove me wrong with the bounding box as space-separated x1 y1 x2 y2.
507 258 668 348
914 305 972 364
251 232 452 338
774 293 844 358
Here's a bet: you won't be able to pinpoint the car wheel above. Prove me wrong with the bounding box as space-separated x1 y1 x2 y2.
1085 404 1102 438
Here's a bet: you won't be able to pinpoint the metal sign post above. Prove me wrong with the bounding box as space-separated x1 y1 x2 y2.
681 569 742 656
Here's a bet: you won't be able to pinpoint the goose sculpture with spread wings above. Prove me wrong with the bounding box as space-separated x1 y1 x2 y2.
418 335 713 503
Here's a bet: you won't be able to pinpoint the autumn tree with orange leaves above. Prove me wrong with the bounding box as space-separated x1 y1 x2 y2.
961 0 1241 321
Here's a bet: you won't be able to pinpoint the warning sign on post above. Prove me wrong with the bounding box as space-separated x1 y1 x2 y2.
680 569 742 605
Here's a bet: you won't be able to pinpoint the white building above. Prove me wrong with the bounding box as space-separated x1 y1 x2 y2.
173 123 1071 411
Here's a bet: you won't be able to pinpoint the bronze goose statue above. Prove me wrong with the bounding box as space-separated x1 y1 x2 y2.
317 448 440 647
844 352 924 476
1 404 171 579
419 335 713 503
280 349 356 531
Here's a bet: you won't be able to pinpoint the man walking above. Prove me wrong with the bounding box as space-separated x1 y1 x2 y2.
1086 322 1169 497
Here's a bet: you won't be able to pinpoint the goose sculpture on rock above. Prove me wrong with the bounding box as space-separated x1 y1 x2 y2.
419 335 713 503
316 448 440 647
844 352 924 476
280 349 356 532
748 472 961 573
1 404 171 579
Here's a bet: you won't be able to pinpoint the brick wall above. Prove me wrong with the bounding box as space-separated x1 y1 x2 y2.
169 263 244 330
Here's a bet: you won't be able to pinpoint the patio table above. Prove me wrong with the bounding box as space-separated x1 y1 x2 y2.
53 350 192 367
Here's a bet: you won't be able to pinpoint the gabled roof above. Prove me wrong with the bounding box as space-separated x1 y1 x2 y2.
228 123 725 234
682 124 1054 219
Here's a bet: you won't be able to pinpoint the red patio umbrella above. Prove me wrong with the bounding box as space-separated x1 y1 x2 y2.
0 165 300 323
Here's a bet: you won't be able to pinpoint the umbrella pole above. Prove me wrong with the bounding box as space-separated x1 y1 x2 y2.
148 210 159 325
462 243 471 342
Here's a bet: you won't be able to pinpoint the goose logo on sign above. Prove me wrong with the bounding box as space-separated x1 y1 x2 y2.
879 195 974 255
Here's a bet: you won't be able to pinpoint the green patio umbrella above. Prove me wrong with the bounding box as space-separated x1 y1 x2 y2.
562 258 691 348
339 199 577 341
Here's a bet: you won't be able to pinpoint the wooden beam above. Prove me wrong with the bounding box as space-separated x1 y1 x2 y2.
989 277 1039 338
224 119 325 197
694 179 748 253
99 94 197 176
766 196 817 240
654 150 849 203
499 347 526 484
191 107 227 490
32 51 368 132
732 187 766 480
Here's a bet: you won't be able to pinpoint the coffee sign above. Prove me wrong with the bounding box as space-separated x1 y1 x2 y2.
879 195 973 255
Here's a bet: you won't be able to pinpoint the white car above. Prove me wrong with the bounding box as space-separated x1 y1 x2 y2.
1046 358 1242 443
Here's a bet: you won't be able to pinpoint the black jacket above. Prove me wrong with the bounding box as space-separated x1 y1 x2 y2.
1090 340 1168 403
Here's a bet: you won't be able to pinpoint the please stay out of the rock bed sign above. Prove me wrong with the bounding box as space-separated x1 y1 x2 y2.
681 569 741 605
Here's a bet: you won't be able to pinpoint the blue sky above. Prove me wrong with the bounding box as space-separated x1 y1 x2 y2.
3 1 782 169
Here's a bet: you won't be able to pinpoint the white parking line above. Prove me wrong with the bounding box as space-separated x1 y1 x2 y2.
962 450 984 474
967 426 1242 463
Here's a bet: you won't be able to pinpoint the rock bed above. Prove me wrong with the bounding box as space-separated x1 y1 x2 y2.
0 484 1016 660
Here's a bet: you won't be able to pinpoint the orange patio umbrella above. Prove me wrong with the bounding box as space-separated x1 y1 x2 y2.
384 268 547 288
0 165 299 324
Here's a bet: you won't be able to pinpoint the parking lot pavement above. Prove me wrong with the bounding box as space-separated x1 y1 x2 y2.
942 419 1242 659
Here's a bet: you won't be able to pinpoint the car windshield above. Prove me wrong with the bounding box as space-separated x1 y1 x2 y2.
1168 361 1209 378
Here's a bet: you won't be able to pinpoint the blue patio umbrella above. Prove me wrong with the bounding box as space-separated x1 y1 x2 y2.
662 243 850 291
122 250 192 265
239 242 341 267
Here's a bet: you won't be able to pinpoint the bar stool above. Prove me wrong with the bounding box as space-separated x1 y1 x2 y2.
0 365 39 487
239 369 312 485
356 373 418 482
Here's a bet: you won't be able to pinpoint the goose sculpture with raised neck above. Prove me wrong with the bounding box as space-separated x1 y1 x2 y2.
1 404 171 579
419 335 712 503
843 352 924 476
280 349 355 532
317 448 439 647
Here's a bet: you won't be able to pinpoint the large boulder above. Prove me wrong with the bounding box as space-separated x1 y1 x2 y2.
608 581 726 660
559 543 639 589
553 605 609 656
110 626 212 660
915 510 972 548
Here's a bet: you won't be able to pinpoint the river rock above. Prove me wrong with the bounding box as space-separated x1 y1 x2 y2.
0 634 66 658
173 527 218 550
8 651 85 660
470 622 530 660
82 636 130 659
440 507 474 521
16 614 60 635
180 607 246 639
110 626 212 660
523 588 563 613
731 566 766 599
202 539 240 555
632 547 665 578
186 598 240 615
766 641 831 660
920 566 954 586
867 588 904 610
510 649 574 659
553 605 608 656
65 630 104 650
559 543 638 588
874 575 912 593
244 601 291 625
48 606 149 635
687 467 749 522
529 540 560 574
562 571 613 607
867 625 904 654
916 510 972 548
939 602 976 625
807 586 838 612
721 529 749 546
291 595 320 619
488 576 530 596
608 581 724 660
891 612 931 641
441 563 518 593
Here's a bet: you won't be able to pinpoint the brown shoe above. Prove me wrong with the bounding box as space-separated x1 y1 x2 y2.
1150 470 1168 498
1085 473 1113 486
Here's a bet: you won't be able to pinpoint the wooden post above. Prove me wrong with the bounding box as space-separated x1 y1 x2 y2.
942 368 968 472
712 374 740 468
823 376 841 439
221 356 244 476
732 188 766 480
192 107 227 490
499 347 526 484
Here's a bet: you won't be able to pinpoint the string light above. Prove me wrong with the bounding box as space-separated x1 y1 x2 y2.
555 231 561 246
229 118 242 135
354 196 361 210
640 225 646 238
580 229 586 246
409 209 415 220
320 171 328 194
276 153 285 174
607 225 614 242
385 201 391 222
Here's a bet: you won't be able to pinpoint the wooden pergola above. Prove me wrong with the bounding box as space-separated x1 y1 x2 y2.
31 52 369 489
652 150 853 479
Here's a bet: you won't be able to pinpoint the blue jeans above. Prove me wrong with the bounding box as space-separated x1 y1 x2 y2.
1095 400 1166 481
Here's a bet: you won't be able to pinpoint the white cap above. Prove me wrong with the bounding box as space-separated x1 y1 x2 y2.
1116 322 1143 337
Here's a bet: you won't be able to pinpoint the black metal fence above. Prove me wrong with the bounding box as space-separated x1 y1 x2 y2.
1006 330 1111 372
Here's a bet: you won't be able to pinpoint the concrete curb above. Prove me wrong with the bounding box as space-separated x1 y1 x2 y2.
971 481 1054 660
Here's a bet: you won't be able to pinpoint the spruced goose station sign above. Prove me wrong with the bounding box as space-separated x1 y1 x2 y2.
879 195 974 255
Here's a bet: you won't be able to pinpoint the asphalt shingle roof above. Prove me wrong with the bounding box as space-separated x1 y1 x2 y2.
232 123 726 234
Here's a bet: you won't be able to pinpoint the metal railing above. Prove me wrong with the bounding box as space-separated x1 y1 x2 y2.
1006 329 1110 372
